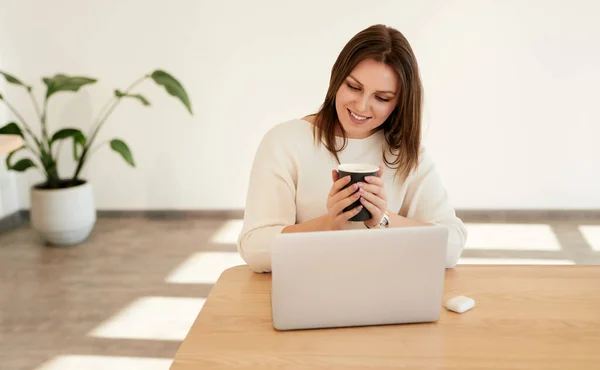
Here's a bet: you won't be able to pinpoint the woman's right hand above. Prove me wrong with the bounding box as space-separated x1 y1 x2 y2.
325 169 363 230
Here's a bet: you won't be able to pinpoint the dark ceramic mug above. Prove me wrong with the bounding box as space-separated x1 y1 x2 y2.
337 163 379 222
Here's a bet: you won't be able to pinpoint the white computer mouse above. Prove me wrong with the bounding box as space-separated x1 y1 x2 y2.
445 295 475 313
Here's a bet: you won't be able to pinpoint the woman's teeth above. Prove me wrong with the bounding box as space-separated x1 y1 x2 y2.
350 111 369 121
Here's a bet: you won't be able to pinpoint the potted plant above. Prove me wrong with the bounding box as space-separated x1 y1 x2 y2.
0 70 192 245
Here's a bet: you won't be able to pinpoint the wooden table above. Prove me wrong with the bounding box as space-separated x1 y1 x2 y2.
171 265 600 369
0 134 23 154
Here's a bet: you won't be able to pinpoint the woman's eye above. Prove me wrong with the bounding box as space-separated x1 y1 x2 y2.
346 82 391 102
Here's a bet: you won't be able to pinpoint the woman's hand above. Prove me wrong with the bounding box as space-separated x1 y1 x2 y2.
325 169 363 230
359 166 388 228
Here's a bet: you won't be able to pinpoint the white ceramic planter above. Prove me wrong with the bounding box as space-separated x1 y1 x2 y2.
30 180 97 246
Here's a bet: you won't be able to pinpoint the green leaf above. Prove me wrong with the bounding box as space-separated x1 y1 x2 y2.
50 128 87 160
42 73 97 100
150 70 193 114
73 131 86 160
51 128 82 143
0 122 24 138
115 89 150 106
6 147 37 173
6 146 22 170
12 158 37 172
110 139 135 167
0 70 30 89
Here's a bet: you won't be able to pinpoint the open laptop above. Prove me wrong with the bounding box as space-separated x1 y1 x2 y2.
270 225 449 331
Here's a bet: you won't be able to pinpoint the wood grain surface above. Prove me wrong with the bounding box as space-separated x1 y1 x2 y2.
171 265 600 370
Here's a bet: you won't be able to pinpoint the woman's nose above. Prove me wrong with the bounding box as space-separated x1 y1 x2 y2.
356 94 370 113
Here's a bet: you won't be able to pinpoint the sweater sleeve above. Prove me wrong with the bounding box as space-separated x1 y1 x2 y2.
399 148 467 268
236 128 297 273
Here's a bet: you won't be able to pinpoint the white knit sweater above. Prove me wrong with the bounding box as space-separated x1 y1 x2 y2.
237 119 467 272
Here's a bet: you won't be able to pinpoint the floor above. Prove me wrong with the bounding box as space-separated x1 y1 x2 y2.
1 215 600 370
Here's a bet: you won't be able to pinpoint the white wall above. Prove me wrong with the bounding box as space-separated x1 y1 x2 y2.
1 0 598 211
0 49 20 218
0 167 19 218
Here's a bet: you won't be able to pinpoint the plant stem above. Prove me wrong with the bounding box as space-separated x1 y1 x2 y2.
72 74 148 181
2 97 55 186
2 98 43 157
27 89 49 157
86 95 114 139
85 139 108 160
28 89 43 122
41 98 50 152
87 74 148 142
19 143 46 178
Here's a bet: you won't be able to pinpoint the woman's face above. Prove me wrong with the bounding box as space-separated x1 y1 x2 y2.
335 58 399 139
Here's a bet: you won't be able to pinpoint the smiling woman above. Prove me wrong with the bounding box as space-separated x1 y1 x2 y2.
336 59 399 137
237 24 467 273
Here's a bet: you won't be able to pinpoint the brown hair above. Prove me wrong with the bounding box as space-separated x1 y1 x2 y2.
312 24 423 181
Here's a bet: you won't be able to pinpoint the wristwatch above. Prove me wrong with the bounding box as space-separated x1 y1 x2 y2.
367 211 390 229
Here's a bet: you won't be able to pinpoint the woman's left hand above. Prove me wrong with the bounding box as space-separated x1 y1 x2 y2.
358 166 388 228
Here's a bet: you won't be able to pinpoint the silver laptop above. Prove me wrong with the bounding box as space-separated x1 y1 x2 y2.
270 225 449 331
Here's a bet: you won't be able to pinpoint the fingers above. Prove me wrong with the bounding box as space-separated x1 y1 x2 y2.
377 165 384 178
359 189 386 212
328 174 351 197
331 182 359 204
359 196 382 222
364 175 384 187
332 190 361 216
362 177 386 200
336 204 363 224
358 183 384 197
331 169 339 182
